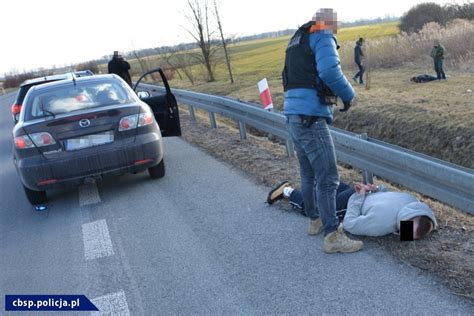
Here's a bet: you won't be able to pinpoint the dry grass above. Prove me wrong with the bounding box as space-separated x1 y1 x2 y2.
338 19 474 71
177 108 474 301
160 67 474 169
334 69 474 168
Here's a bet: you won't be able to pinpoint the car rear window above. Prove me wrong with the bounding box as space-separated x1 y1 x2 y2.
25 80 136 121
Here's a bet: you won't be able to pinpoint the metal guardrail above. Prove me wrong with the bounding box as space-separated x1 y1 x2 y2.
139 83 474 214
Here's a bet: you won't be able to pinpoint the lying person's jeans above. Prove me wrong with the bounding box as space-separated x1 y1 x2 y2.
289 182 356 218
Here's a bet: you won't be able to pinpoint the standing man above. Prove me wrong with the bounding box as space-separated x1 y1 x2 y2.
352 38 365 85
431 40 446 80
108 51 132 87
282 8 363 253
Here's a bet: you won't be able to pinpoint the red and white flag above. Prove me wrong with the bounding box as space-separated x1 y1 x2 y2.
258 78 273 110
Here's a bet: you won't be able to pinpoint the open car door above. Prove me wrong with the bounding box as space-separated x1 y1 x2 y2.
134 68 181 137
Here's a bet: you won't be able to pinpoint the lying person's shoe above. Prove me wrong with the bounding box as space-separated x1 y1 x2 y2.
267 181 290 205
323 225 363 253
308 218 323 236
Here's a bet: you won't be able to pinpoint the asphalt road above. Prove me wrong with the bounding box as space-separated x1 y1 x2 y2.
0 92 472 315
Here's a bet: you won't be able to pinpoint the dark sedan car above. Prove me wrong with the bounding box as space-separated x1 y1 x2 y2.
11 70 94 123
13 69 180 204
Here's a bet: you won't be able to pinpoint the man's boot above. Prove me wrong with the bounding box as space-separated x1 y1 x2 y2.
308 218 323 236
324 225 363 253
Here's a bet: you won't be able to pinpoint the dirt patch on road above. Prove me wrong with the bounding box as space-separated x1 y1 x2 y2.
178 109 474 301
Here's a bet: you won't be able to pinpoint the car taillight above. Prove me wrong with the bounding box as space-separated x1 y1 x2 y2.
119 112 153 131
14 132 56 149
119 115 138 131
11 104 22 114
138 112 154 126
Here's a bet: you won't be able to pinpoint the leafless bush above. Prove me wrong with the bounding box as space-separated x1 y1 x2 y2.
159 48 196 85
400 2 445 34
76 61 99 74
3 70 53 89
339 19 474 72
400 2 474 34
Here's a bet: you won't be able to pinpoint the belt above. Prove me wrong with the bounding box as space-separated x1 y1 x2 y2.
299 115 326 127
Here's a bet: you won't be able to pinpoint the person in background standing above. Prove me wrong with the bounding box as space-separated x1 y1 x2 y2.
431 40 446 80
108 51 132 87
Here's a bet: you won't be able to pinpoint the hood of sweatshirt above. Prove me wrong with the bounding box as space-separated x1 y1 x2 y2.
396 201 438 231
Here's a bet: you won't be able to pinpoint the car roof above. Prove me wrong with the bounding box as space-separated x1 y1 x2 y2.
20 70 95 87
27 74 120 93
21 74 70 86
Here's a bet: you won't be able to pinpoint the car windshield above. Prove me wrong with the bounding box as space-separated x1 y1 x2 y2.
25 80 136 120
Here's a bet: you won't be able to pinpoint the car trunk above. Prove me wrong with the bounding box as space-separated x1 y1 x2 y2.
22 104 141 160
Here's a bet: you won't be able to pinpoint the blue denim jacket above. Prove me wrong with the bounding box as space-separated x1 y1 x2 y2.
284 32 355 124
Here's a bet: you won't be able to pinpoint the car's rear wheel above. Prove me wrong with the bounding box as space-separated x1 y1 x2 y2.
148 159 165 179
23 185 47 205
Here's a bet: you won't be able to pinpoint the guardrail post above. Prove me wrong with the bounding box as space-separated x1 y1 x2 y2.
286 139 295 157
188 105 196 122
238 122 247 140
360 133 374 184
209 112 217 129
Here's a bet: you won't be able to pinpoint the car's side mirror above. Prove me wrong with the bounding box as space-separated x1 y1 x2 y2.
137 91 151 99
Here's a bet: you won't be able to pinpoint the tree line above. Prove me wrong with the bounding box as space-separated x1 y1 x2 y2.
401 1 474 33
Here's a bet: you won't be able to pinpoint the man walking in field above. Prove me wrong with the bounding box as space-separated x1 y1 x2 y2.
431 40 446 80
352 38 365 85
282 8 362 253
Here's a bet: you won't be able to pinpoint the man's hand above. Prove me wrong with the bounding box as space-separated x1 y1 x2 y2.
340 100 352 112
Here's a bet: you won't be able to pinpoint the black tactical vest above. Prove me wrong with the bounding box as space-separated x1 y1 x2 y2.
282 21 338 105
282 21 317 91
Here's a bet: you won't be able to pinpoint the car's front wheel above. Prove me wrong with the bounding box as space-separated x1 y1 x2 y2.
23 185 47 205
148 159 165 179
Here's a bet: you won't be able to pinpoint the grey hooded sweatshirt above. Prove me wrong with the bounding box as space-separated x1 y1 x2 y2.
342 191 438 237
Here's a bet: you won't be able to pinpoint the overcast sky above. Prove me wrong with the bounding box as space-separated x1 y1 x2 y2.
0 0 458 76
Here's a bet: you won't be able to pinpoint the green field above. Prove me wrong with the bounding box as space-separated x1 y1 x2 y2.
222 22 399 82
118 22 400 86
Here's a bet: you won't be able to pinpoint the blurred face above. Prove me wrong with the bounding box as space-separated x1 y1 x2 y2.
434 40 440 46
412 216 434 240
312 8 338 34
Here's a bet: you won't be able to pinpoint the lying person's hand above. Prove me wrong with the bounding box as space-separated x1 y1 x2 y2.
355 183 377 195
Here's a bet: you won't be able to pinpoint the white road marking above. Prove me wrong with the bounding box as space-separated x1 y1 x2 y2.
91 290 130 316
79 183 101 206
82 219 114 260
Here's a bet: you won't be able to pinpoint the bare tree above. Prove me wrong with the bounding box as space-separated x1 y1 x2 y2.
213 0 234 83
184 0 217 82
132 51 158 81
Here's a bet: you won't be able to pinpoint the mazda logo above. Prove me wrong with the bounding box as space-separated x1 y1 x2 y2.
79 119 91 128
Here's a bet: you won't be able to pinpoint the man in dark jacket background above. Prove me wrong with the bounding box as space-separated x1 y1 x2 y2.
431 40 446 80
108 51 132 87
283 8 362 254
352 38 364 85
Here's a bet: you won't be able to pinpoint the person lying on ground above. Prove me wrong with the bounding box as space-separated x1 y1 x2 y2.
410 74 438 83
267 181 437 240
267 180 355 220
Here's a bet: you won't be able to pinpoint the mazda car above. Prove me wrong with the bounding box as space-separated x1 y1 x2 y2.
12 69 180 205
